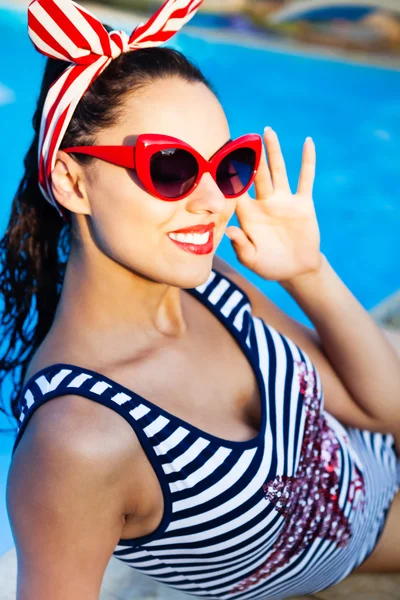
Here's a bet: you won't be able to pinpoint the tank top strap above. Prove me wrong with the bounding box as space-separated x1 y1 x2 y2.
186 266 254 344
12 364 187 457
11 350 262 546
12 266 255 461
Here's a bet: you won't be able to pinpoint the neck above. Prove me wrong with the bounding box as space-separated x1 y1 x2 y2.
51 239 190 365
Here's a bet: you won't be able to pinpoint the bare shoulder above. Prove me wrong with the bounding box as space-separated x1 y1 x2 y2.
212 254 279 315
213 255 316 339
6 395 140 599
9 394 142 513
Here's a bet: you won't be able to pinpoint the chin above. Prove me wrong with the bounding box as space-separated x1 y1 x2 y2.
170 257 215 290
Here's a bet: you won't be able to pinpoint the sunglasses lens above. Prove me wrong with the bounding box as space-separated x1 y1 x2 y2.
150 149 199 199
216 148 256 196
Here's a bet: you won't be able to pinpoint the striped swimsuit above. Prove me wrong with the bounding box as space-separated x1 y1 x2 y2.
12 268 400 600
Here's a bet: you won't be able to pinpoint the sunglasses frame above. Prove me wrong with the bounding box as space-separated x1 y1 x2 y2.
63 133 262 201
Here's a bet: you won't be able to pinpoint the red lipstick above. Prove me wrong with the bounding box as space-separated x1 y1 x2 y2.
167 223 215 255
169 223 215 234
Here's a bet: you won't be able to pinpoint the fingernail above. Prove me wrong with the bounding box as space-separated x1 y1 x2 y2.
306 136 313 142
264 126 273 133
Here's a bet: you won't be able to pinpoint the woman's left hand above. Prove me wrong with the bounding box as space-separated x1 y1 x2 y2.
225 127 323 283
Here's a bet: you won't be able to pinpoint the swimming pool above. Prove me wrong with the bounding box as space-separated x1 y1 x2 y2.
0 5 399 556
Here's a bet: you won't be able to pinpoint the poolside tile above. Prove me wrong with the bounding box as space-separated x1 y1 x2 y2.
1 550 400 599
99 559 400 600
311 574 400 600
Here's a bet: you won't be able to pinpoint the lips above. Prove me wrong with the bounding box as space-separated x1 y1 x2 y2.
168 230 214 255
169 223 216 235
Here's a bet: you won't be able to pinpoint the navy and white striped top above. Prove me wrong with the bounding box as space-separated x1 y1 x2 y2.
12 268 400 599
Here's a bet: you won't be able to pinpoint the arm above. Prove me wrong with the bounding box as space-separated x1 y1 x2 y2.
221 128 400 434
213 257 399 433
281 255 400 429
6 396 139 600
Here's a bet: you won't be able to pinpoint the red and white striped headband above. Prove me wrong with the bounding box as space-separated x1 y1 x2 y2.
28 0 203 215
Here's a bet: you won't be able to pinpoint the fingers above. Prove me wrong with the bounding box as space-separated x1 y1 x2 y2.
264 127 291 192
297 137 316 196
254 144 274 200
225 226 256 267
254 127 316 199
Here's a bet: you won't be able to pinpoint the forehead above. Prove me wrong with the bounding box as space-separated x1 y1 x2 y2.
98 77 231 157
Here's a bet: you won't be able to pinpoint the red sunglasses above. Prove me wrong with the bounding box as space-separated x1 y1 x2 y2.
63 133 262 201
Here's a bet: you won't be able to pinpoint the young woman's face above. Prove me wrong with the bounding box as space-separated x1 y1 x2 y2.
76 77 236 288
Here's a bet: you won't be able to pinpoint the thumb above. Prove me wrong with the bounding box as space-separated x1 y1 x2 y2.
225 226 256 267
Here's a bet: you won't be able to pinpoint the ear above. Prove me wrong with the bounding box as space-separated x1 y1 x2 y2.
50 150 92 215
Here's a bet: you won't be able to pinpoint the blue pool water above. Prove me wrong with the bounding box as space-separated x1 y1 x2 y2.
0 6 399 555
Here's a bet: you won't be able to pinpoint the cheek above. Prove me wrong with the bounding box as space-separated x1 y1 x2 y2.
87 168 174 263
226 198 237 223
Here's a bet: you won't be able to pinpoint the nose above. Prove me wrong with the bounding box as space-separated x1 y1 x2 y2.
186 173 228 214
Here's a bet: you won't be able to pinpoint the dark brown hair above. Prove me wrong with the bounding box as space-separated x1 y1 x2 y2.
0 30 213 429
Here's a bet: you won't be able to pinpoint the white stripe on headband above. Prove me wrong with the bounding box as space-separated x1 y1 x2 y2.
28 0 204 215
39 60 108 204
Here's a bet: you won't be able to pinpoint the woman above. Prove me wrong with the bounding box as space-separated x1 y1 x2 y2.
2 0 399 599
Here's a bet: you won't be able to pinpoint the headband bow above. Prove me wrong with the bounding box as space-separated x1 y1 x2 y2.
28 0 203 215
